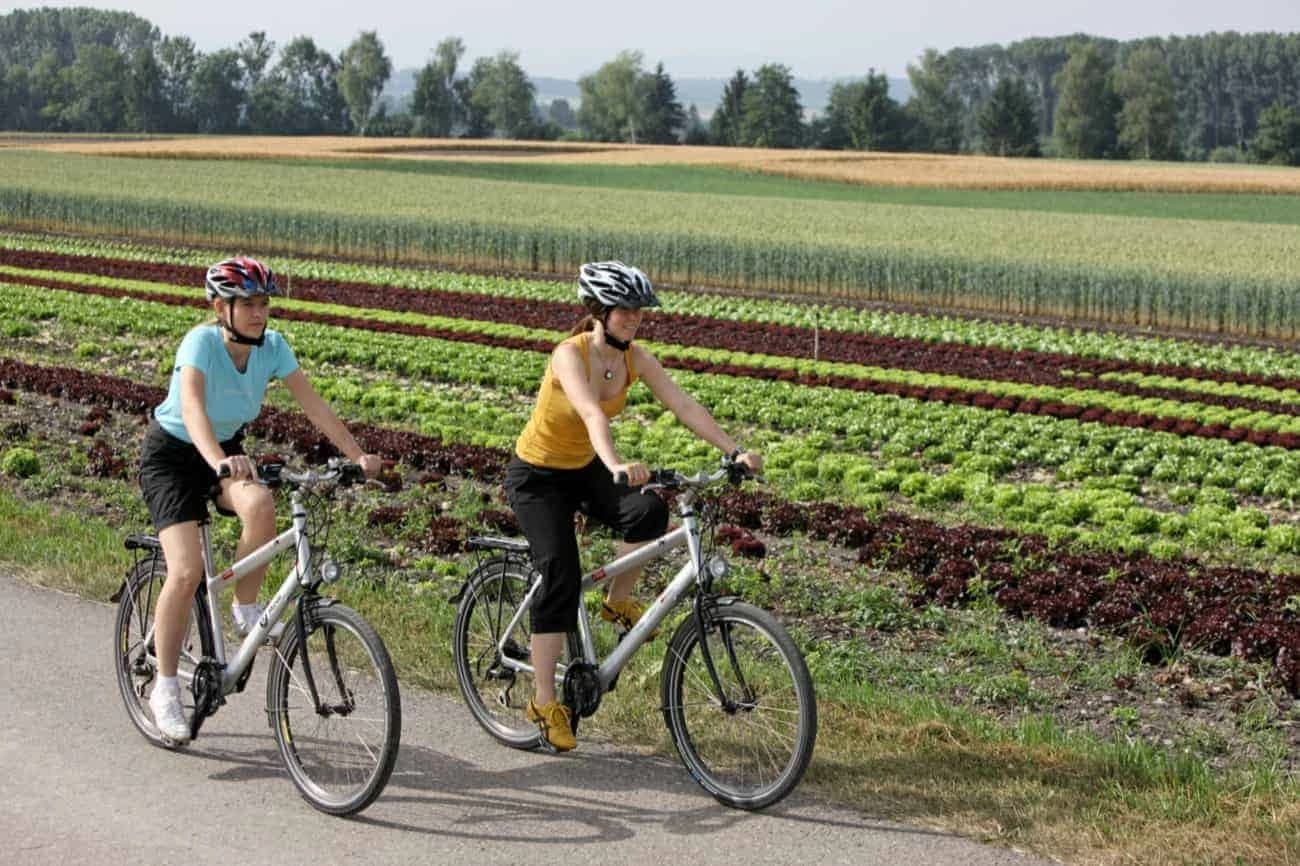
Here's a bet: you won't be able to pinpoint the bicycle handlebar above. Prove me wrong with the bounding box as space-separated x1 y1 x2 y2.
216 458 367 491
617 459 763 492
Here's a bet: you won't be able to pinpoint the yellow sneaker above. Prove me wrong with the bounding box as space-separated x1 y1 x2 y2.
526 699 576 752
600 597 660 639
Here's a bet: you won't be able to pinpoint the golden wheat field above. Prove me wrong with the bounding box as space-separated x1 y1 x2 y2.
18 134 1300 194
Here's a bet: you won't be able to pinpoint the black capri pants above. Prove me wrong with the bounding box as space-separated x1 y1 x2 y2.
504 455 670 633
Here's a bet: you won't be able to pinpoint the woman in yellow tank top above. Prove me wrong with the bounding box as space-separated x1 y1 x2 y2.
505 261 762 752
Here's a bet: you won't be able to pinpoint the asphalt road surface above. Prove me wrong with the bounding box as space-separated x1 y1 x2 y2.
0 573 1056 866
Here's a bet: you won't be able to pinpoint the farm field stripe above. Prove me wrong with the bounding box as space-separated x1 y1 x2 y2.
4 356 1296 697
21 285 1300 541
9 246 1300 399
11 270 1300 452
7 229 1300 383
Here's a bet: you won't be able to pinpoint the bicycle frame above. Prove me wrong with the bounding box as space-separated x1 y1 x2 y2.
166 489 316 695
492 505 707 692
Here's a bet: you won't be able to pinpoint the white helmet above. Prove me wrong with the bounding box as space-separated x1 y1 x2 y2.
577 261 660 309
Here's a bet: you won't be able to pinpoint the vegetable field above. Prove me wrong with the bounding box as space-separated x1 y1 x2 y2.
2 141 1299 865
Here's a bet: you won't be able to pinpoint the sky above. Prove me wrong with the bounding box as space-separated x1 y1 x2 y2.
31 0 1300 79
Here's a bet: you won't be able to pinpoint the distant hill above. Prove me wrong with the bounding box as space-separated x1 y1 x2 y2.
382 70 913 118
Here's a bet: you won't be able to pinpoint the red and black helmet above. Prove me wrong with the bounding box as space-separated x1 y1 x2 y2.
205 256 279 302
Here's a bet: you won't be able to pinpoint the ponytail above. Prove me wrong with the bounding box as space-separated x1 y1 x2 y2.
569 299 610 336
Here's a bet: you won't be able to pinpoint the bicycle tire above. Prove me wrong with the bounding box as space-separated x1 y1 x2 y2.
265 602 401 816
452 555 547 749
113 553 210 749
660 600 817 810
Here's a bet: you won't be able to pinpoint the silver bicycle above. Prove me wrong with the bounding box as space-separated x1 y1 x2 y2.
112 459 401 816
452 460 817 810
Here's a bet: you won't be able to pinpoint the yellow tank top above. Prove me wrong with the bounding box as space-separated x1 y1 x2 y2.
515 332 638 469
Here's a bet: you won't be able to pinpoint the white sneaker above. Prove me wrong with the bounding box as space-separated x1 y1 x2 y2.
149 684 191 743
232 603 285 642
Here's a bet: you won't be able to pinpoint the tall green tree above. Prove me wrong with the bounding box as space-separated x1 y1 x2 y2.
59 44 128 131
709 69 748 145
577 51 645 142
1251 102 1300 165
238 31 275 91
641 61 684 144
1114 44 1179 160
978 75 1039 156
826 71 905 150
412 37 464 137
1054 41 1120 158
906 48 963 151
741 63 803 148
466 51 536 138
1 65 38 129
337 30 391 135
547 98 576 130
279 37 345 132
190 49 245 133
156 35 197 131
125 45 166 131
683 103 709 144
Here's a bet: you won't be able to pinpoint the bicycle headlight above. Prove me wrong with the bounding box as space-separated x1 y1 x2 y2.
320 557 341 584
707 553 730 580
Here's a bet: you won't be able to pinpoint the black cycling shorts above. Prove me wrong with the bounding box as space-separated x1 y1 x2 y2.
504 455 669 633
138 420 245 532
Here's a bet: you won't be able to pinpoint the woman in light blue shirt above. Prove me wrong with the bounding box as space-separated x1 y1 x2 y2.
138 256 381 744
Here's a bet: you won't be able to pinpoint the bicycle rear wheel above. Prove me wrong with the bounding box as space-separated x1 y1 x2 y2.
452 555 544 748
266 602 401 816
113 553 208 748
660 600 817 810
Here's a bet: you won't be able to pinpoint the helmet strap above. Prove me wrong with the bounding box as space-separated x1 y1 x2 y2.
599 309 633 351
222 307 266 347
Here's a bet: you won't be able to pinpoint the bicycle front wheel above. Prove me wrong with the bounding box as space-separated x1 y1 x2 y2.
266 602 401 816
661 601 817 810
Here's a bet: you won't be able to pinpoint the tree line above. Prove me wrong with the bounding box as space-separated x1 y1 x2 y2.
2 8 1298 165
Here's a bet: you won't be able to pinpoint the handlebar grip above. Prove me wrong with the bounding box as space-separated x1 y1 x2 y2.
340 462 366 486
612 470 629 486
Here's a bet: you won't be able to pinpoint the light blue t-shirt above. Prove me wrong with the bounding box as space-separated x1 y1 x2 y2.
154 325 299 443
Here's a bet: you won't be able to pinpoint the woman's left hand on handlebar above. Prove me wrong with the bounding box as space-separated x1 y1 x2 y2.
612 461 651 486
217 454 257 481
357 453 383 478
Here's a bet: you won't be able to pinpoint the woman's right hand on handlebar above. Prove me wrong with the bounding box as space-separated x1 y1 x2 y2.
216 454 257 482
612 462 651 486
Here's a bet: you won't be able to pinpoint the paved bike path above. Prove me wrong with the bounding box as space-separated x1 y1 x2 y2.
0 573 1056 866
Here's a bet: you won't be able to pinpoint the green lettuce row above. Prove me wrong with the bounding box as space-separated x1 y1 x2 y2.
5 228 1300 379
7 284 1300 564
8 262 1300 438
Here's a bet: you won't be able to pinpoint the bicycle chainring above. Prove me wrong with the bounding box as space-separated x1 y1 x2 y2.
189 658 225 737
562 662 603 719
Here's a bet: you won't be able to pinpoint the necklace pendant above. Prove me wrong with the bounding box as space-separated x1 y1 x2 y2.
603 369 614 381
